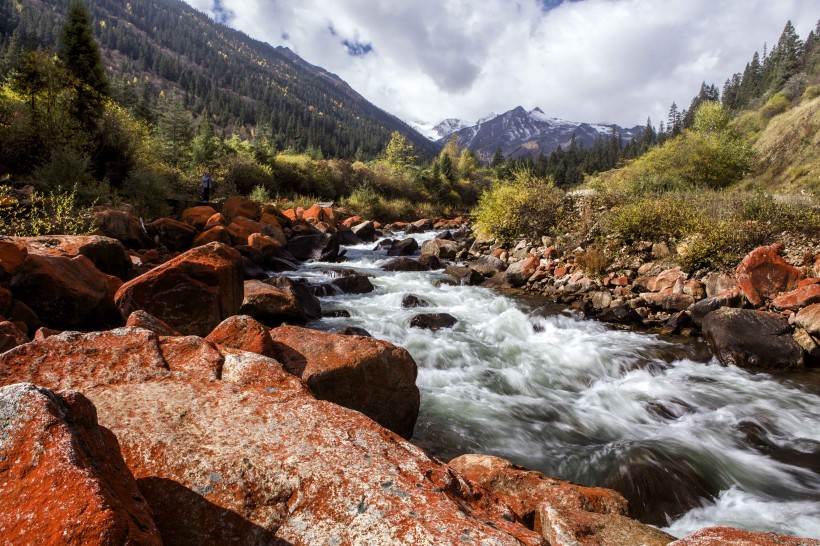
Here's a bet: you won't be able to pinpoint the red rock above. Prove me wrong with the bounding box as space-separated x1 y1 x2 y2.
0 329 543 545
554 266 569 278
125 310 181 336
225 216 264 246
798 278 820 288
204 212 228 229
222 196 260 221
648 267 686 292
269 325 420 438
303 204 336 226
0 383 162 545
6 300 40 333
206 314 275 357
610 276 630 286
0 238 27 281
93 209 151 249
259 204 292 228
0 321 29 353
261 223 288 247
736 244 802 307
147 217 197 251
141 248 161 264
11 254 119 330
240 280 308 326
192 224 232 247
702 272 737 298
772 283 820 312
506 255 540 286
248 233 283 258
682 279 706 299
181 205 218 230
16 235 131 279
33 327 61 340
115 243 244 337
668 526 820 546
449 454 673 546
283 208 299 222
795 303 820 336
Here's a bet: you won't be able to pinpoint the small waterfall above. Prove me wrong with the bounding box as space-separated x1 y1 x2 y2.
289 231 820 539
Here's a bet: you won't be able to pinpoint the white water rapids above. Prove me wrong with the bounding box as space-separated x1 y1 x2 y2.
290 231 820 539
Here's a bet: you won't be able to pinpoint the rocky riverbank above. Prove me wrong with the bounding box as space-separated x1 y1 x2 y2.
0 197 818 545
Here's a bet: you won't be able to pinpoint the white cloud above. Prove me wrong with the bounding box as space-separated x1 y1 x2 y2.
184 0 818 128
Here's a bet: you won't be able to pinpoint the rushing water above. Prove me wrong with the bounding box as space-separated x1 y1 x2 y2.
290 231 820 539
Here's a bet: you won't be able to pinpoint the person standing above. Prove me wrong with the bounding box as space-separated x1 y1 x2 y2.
202 172 213 202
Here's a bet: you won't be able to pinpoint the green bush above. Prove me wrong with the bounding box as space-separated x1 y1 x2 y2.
474 170 564 245
760 93 791 122
249 184 272 204
0 184 94 236
121 169 171 220
607 195 699 243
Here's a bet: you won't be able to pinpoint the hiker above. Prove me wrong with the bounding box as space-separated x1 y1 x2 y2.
202 172 213 201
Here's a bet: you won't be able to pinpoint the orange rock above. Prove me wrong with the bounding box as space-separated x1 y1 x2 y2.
302 204 336 226
115 243 243 337
0 383 162 545
668 526 820 546
736 244 802 307
222 196 260 221
93 210 151 249
206 315 275 357
11 254 119 330
260 204 292 228
125 310 181 336
0 238 27 281
449 454 673 546
192 225 232 247
204 212 228 229
648 267 686 292
248 233 283 258
240 280 307 326
14 235 131 279
258 212 282 228
0 329 545 546
147 217 197 251
341 215 362 228
225 216 264 246
282 208 299 222
772 283 820 312
269 325 420 438
0 321 29 353
181 205 218 230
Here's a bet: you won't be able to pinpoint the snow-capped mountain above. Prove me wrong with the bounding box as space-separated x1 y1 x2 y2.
411 118 472 141
437 107 643 161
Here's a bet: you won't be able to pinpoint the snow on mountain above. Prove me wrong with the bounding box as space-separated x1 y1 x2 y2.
437 106 643 161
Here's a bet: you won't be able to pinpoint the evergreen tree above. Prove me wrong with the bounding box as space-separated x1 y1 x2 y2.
491 146 505 168
156 91 192 166
766 20 803 90
191 113 218 165
58 0 110 122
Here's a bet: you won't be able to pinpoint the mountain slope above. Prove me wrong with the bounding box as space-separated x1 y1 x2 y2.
0 0 438 159
441 107 643 161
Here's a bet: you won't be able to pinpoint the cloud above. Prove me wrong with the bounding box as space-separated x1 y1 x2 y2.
184 0 818 128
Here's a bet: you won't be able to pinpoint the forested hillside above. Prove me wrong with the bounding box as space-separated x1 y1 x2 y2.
0 0 437 159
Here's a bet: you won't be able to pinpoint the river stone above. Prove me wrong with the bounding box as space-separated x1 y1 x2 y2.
505 256 539 287
444 265 484 286
381 257 430 272
794 303 820 336
339 326 372 337
702 308 804 370
265 276 321 320
387 238 419 256
735 244 802 307
471 255 507 277
410 313 458 330
420 238 458 260
288 233 341 262
331 274 375 294
689 287 744 327
402 294 429 308
240 280 308 326
351 221 376 241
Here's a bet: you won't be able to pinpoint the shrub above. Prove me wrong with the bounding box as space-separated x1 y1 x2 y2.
577 246 608 276
249 184 271 204
607 195 699 243
0 184 94 236
121 169 171 220
760 93 791 122
474 170 564 246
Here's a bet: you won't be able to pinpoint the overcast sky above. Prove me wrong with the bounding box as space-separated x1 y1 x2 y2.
181 0 818 130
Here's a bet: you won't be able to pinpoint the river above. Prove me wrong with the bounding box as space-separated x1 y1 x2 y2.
287 230 820 540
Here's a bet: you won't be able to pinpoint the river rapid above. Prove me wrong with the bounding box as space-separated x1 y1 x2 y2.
287 230 820 540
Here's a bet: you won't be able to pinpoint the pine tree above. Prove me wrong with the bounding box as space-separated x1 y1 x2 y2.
667 103 680 136
58 0 110 122
157 92 193 166
191 113 218 165
491 146 505 167
766 21 803 90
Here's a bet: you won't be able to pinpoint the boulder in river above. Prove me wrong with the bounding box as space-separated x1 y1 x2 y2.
0 321 30 353
689 287 744 327
410 313 458 330
387 237 419 256
222 195 260 222
331 273 375 294
421 238 458 260
702 308 804 370
794 303 820 336
505 255 539 287
382 257 431 272
0 383 162 545
445 265 484 286
402 294 429 308
471 255 507 277
240 280 308 326
288 233 342 262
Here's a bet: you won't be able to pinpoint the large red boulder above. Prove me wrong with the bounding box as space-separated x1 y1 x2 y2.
10 253 120 330
181 205 218 230
668 526 820 545
17 235 131 279
192 224 232 247
269 325 420 438
93 210 152 249
146 217 198 251
226 216 264 246
0 383 161 545
0 329 544 546
0 238 27 282
222 196 260 222
736 244 802 307
206 314 275 357
115 243 243 337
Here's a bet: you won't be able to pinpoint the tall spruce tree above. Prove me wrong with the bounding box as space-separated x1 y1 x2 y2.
58 0 110 122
